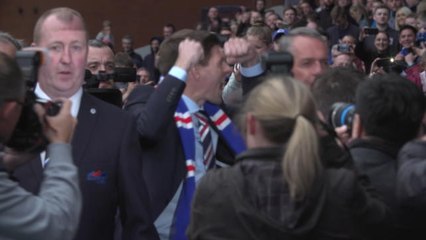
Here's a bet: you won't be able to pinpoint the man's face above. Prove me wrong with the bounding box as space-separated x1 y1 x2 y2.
37 15 88 99
386 0 403 11
284 9 296 24
87 46 114 75
290 36 328 87
151 39 160 53
250 11 263 25
333 54 352 68
137 69 150 84
197 45 232 105
374 8 389 26
266 14 278 29
163 26 173 39
399 28 416 48
122 39 133 52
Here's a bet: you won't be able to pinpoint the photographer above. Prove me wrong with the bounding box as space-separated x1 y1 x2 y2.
349 73 425 239
0 52 81 240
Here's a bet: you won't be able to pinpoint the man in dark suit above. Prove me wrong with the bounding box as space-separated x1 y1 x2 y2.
12 7 159 240
124 30 246 240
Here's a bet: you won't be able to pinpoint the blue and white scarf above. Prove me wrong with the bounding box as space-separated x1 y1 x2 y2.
171 98 246 240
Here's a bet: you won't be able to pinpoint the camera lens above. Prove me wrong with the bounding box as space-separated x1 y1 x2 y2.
329 102 355 130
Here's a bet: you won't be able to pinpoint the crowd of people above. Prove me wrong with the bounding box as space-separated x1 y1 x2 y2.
0 0 426 239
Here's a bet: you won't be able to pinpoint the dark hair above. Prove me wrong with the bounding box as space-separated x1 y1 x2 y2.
157 29 221 75
312 67 365 117
398 24 418 35
356 74 425 145
0 52 24 104
164 23 176 32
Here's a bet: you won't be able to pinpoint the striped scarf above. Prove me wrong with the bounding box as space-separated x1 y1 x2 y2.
171 98 246 240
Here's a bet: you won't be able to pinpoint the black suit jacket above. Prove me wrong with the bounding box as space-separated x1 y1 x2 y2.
125 75 236 219
13 92 159 240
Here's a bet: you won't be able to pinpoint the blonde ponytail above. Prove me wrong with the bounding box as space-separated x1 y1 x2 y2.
283 115 322 201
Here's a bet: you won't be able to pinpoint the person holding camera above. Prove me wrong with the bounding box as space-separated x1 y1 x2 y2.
0 52 81 240
349 73 425 239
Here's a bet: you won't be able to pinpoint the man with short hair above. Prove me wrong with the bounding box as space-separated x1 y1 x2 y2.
86 39 115 89
163 23 175 40
349 73 425 239
12 7 159 240
122 34 144 68
124 30 245 240
224 27 329 95
0 52 81 240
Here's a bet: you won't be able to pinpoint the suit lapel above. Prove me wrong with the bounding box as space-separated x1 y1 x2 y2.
72 92 99 166
31 154 44 183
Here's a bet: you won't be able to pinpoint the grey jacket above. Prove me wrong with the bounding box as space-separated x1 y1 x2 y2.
0 143 81 240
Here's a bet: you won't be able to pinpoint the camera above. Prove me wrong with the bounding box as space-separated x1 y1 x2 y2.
328 102 355 131
262 51 293 75
84 67 137 87
5 91 62 153
5 49 62 153
337 44 351 53
16 50 43 88
364 28 379 35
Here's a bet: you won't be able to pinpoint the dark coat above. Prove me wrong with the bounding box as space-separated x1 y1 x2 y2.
188 147 387 240
13 92 159 240
396 140 426 239
124 75 236 219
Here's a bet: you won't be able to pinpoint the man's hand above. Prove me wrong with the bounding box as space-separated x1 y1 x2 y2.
174 38 204 71
34 99 77 144
224 37 258 67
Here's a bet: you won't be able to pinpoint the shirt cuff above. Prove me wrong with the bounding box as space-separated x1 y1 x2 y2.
240 63 264 77
169 66 188 82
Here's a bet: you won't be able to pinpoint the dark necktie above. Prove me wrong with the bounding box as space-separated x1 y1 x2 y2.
194 110 215 169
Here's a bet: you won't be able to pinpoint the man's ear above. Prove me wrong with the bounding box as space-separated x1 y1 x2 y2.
351 113 363 139
188 65 200 81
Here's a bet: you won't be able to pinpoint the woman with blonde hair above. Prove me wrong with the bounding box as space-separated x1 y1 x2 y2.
188 76 386 239
395 7 413 31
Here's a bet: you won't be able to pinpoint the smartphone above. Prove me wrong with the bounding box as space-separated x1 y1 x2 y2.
337 44 351 53
364 28 379 35
376 58 394 67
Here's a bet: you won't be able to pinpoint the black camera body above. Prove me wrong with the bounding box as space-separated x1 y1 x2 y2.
84 67 137 86
6 91 62 153
328 102 355 131
16 50 43 88
262 51 293 75
5 50 62 153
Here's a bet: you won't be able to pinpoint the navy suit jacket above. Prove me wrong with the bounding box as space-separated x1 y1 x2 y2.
124 75 236 219
13 92 159 240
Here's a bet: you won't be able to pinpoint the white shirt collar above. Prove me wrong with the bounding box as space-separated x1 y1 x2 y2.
34 84 83 118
